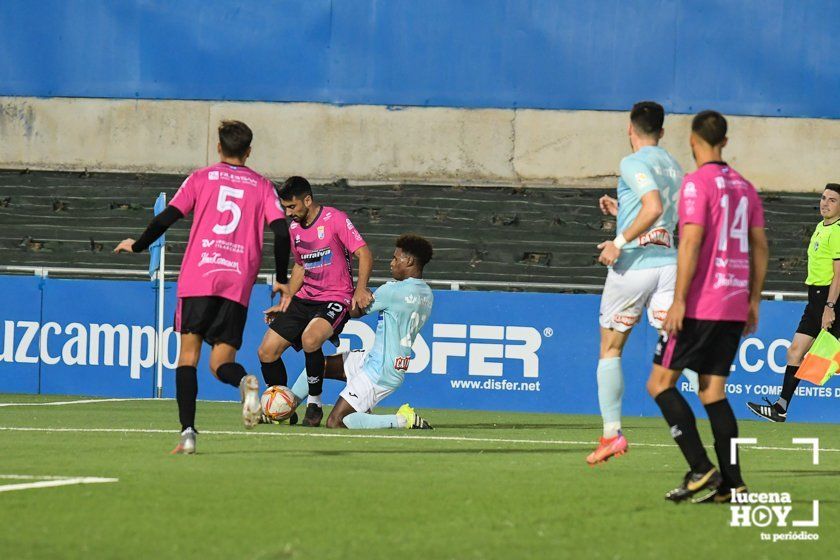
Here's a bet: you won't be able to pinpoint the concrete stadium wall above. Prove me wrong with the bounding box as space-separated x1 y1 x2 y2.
1 96 837 191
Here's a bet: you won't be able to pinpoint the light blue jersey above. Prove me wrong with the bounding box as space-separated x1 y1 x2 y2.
614 145 683 272
362 277 434 389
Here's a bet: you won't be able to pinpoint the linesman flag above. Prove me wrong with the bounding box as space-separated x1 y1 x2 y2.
795 329 840 386
148 193 166 280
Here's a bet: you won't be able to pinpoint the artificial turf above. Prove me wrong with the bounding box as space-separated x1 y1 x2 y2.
0 395 836 559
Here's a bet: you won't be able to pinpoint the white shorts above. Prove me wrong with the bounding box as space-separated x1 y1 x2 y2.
599 264 676 332
339 350 395 413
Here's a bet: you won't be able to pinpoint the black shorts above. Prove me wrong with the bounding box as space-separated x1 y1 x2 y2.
796 285 840 338
269 297 350 351
653 318 745 376
175 296 248 349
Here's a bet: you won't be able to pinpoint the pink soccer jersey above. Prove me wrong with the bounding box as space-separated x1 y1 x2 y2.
679 163 765 321
289 206 366 305
169 162 285 307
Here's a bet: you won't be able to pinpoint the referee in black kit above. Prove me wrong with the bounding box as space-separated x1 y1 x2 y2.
748 183 840 422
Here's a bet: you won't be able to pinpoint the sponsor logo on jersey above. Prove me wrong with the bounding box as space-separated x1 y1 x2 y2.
208 171 219 180
197 252 242 275
301 247 333 269
638 227 673 248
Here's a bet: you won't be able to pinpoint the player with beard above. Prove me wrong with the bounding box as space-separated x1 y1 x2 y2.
257 176 373 427
647 110 768 503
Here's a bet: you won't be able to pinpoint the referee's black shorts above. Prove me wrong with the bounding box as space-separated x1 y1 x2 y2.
796 285 840 338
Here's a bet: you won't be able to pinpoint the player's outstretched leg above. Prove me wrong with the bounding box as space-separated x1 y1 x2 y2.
328 403 431 430
396 404 433 430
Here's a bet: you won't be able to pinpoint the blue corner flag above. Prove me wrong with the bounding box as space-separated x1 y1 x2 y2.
148 193 166 280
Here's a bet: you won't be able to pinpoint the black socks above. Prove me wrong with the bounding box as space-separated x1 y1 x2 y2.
260 357 288 387
705 399 745 488
176 366 198 432
216 362 247 388
778 364 800 411
304 349 325 398
654 388 714 474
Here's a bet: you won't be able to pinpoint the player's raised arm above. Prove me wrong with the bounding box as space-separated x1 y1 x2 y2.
114 205 184 253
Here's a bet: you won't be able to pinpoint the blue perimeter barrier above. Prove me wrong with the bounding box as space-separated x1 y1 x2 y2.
1 1 838 119
0 275 836 423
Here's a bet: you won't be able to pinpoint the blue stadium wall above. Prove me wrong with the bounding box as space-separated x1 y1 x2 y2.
2 0 838 118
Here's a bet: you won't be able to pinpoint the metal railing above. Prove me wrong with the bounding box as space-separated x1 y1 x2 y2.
0 264 808 300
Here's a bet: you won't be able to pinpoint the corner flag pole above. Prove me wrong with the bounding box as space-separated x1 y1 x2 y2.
150 192 167 398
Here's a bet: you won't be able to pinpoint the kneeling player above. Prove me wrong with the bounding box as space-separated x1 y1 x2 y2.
281 234 435 429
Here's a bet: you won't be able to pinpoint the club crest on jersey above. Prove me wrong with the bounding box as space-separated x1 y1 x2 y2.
635 172 653 188
317 226 325 239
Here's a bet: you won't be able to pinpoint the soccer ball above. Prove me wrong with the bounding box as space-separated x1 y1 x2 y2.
260 385 296 422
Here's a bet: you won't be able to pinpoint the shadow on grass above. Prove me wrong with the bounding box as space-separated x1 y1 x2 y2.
435 423 674 430
207 447 587 457
751 469 840 478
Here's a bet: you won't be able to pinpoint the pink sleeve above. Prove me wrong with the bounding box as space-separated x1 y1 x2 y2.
749 188 766 228
263 181 285 224
169 174 196 215
337 212 366 253
678 176 709 227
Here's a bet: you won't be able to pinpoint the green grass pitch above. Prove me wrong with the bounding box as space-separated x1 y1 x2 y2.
0 394 836 559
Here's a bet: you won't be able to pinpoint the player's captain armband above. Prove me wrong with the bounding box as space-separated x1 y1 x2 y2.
638 227 672 248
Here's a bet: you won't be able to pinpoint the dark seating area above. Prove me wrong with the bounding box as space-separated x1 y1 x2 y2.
0 169 818 293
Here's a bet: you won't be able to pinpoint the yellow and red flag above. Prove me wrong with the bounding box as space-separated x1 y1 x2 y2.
796 330 840 386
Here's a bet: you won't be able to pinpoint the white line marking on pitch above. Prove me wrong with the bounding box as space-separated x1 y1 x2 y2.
0 398 141 407
0 474 118 493
0 426 836 453
0 398 237 407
